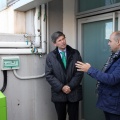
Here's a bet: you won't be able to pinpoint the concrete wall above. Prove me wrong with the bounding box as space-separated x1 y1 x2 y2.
48 0 76 50
0 0 78 120
14 11 25 34
0 34 56 120
0 7 14 33
63 0 76 48
0 0 75 49
0 6 25 34
0 1 61 120
25 9 35 35
48 0 63 51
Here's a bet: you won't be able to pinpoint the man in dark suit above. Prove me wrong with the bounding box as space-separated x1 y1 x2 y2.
45 31 83 120
75 31 120 120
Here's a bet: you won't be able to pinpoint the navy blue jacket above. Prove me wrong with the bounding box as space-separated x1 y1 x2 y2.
45 45 84 102
87 54 120 115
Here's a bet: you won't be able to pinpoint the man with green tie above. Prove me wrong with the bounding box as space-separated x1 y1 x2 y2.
45 31 84 120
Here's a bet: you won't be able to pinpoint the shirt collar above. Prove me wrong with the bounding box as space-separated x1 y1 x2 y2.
58 48 66 53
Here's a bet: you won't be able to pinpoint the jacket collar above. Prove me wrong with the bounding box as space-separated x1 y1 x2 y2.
53 45 74 56
53 45 75 71
104 50 120 72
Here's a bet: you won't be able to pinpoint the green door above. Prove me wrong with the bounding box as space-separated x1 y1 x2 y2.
78 14 118 120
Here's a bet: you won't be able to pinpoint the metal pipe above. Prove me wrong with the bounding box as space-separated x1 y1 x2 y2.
13 69 45 79
0 70 7 92
0 42 31 47
41 4 47 53
34 6 41 47
0 48 43 54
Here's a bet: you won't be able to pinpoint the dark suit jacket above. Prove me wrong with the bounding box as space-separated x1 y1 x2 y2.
45 45 84 102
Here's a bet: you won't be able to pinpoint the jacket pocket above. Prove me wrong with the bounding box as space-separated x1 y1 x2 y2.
100 91 120 110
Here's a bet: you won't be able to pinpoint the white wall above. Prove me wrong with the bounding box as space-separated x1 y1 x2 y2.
48 0 63 51
0 2 58 120
0 0 78 120
0 6 25 34
63 0 76 48
0 7 14 33
0 34 56 120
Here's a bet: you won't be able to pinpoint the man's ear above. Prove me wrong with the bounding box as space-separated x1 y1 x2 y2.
118 39 120 45
53 43 56 47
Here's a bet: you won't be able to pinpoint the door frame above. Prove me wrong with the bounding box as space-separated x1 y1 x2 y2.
77 11 120 120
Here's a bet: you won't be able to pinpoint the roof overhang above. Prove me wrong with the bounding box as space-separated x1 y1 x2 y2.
13 0 52 11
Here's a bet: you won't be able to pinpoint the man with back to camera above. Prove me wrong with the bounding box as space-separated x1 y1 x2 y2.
45 31 84 120
75 31 120 120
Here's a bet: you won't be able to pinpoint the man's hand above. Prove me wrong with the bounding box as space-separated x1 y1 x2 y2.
75 61 91 72
62 85 71 94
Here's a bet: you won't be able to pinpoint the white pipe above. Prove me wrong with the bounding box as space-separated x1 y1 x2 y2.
41 4 47 53
13 69 45 79
0 42 31 47
0 49 42 54
34 6 40 47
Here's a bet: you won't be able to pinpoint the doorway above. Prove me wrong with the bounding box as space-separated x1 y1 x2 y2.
78 12 119 120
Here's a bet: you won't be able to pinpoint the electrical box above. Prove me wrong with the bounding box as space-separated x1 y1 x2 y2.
1 56 20 70
0 91 7 120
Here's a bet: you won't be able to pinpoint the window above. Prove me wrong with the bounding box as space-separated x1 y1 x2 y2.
78 0 120 12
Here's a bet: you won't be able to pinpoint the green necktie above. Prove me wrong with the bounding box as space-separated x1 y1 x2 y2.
61 51 66 68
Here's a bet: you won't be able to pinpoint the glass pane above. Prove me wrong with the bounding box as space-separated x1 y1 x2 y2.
82 19 118 120
78 0 120 12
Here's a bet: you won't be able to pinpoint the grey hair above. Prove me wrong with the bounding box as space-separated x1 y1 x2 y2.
51 31 65 43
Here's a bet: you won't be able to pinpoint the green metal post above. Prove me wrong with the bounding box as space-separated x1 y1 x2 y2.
0 91 7 120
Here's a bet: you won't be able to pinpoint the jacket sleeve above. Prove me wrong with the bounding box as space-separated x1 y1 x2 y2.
68 51 84 90
45 54 64 92
87 62 120 86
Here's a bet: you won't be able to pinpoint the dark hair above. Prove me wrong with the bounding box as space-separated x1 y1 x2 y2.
51 31 65 43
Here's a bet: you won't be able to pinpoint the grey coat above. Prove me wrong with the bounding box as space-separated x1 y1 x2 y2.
45 45 84 102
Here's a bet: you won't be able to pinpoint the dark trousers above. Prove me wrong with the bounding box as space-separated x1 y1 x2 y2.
104 111 120 120
54 101 79 120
